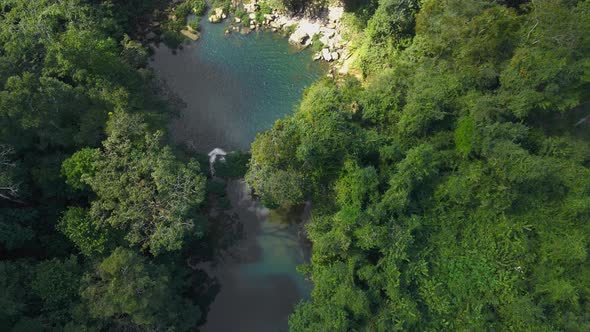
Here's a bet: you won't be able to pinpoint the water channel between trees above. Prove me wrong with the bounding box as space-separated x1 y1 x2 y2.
150 15 324 332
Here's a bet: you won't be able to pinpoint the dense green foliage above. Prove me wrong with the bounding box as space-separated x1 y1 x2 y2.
247 0 590 330
0 1 214 330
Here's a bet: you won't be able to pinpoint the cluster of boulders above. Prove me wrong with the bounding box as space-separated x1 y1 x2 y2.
207 0 350 65
208 7 227 23
242 2 286 32
243 1 348 63
312 23 348 63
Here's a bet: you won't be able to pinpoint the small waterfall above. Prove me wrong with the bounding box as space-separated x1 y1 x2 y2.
208 148 227 176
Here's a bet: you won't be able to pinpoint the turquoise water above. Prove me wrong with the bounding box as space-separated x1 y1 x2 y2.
200 180 310 332
151 18 324 151
151 16 322 332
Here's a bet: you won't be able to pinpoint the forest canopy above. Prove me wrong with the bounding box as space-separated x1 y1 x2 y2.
1 0 589 331
246 0 590 330
0 1 214 330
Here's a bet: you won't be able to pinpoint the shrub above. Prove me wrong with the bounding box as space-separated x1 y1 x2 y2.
188 17 201 31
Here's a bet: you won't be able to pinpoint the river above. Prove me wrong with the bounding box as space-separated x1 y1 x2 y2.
150 15 324 332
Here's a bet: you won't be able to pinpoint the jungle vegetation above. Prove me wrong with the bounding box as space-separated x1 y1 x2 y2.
0 1 216 330
247 0 590 330
1 0 589 331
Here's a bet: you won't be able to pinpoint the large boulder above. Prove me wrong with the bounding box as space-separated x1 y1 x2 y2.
289 28 310 47
181 29 200 41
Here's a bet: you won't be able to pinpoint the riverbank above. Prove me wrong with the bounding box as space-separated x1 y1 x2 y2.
206 0 358 77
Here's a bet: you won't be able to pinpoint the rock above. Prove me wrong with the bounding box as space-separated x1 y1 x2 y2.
234 17 241 23
180 29 200 41
328 40 336 50
289 28 310 47
264 14 275 21
240 27 251 34
322 48 332 61
244 3 256 13
324 29 336 38
249 13 256 20
145 31 157 40
326 23 336 29
208 8 225 23
272 27 277 32
270 20 283 29
250 24 256 30
313 52 322 61
331 52 339 60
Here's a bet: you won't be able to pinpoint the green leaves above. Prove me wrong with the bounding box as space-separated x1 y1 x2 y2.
61 148 98 190
59 207 111 256
62 113 207 256
251 0 590 331
31 256 83 323
81 247 201 330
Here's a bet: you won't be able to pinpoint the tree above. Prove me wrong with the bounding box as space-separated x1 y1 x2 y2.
81 247 200 331
242 1 590 330
63 113 207 255
31 256 83 325
58 207 113 256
